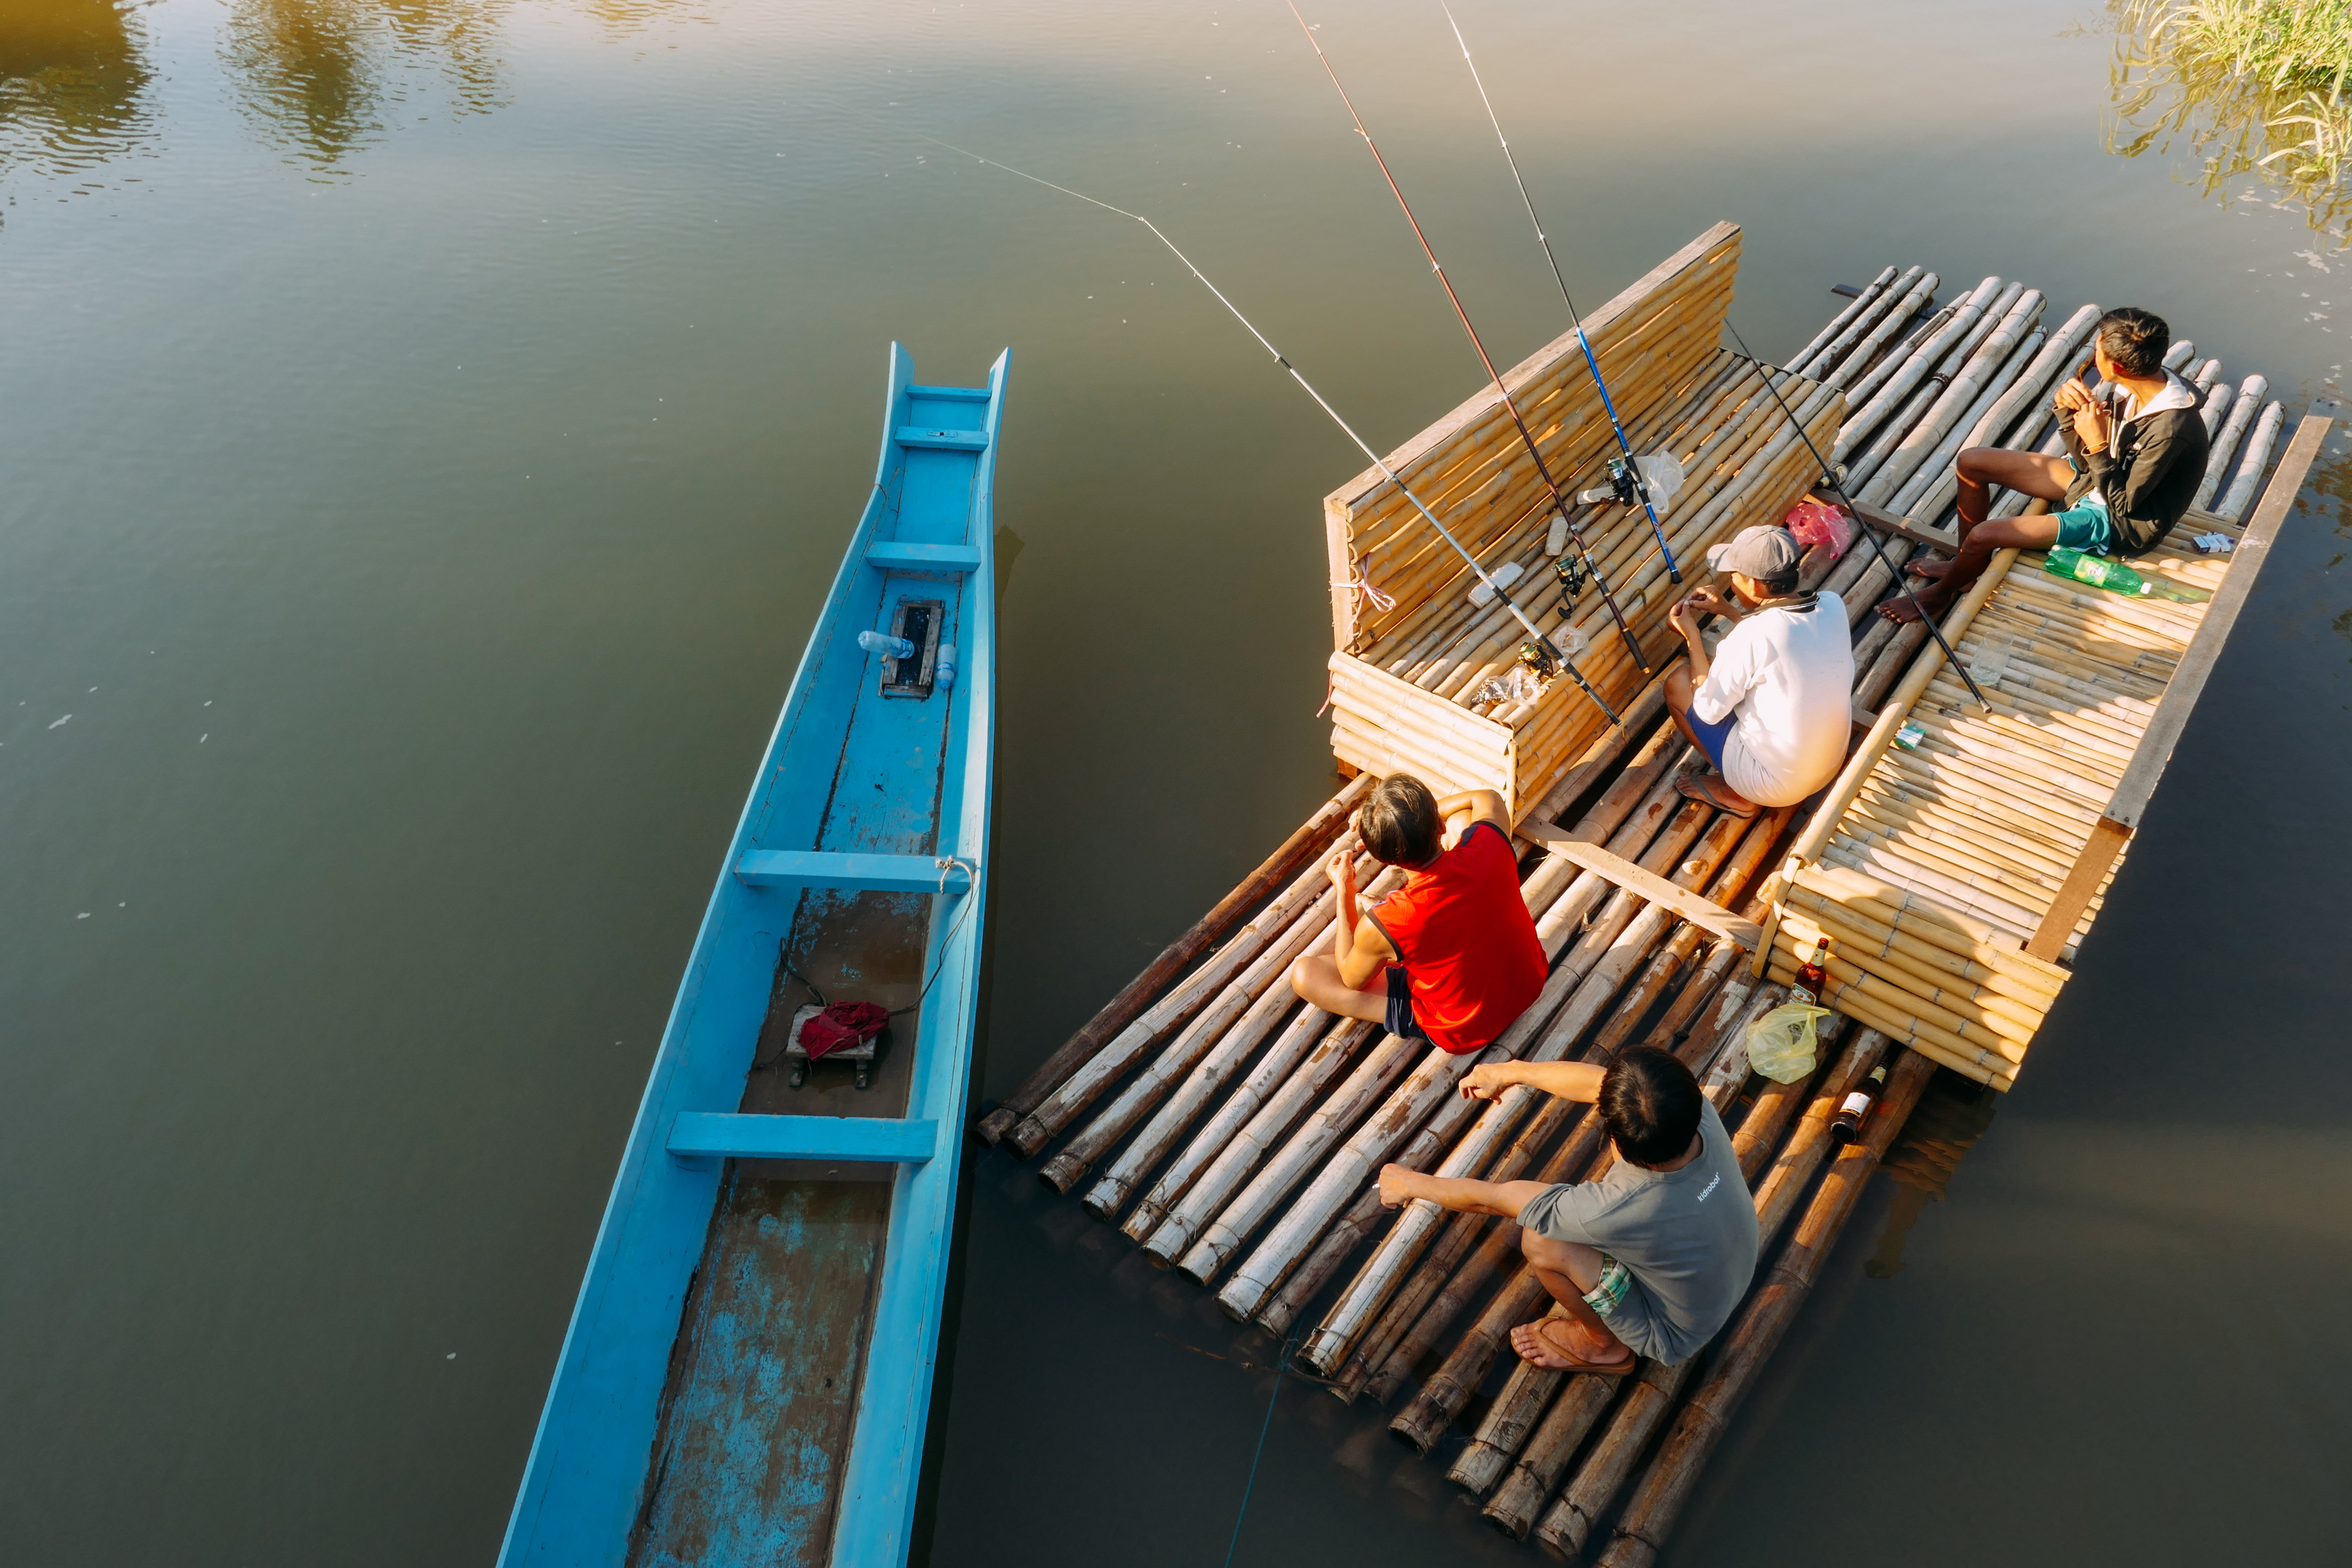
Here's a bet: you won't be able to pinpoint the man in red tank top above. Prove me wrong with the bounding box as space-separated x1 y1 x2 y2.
1288 774 1546 1054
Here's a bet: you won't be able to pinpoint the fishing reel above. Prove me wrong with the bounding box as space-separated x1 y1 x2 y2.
1577 456 1645 510
1553 550 1587 612
1518 637 1559 680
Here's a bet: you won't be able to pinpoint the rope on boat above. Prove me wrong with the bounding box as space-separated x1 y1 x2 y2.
1437 1 1685 588
1285 1 1659 675
1329 568 1396 614
901 129 1623 728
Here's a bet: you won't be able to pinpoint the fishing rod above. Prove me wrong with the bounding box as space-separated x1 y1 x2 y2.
1283 2 1659 678
1437 2 1686 591
906 129 1621 725
1719 321 1992 711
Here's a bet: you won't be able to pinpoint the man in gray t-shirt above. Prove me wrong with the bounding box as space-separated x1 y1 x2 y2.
1377 1046 1758 1372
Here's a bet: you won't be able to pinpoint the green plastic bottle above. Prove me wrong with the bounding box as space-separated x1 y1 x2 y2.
2044 547 2151 596
2042 548 2212 603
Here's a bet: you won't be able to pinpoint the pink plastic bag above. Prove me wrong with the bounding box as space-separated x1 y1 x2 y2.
1783 498 1852 560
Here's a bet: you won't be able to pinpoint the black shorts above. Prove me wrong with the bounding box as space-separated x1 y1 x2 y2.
1384 966 1429 1043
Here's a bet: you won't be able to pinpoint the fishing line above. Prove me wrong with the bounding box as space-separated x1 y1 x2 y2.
1718 321 1992 711
1284 0 1660 681
1219 1330 1299 1568
903 126 1622 726
1437 2 1685 589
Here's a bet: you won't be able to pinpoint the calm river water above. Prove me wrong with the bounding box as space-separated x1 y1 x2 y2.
4 2 2349 1564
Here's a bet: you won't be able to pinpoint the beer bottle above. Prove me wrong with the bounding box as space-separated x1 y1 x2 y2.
1829 1063 1888 1145
1792 937 1830 1006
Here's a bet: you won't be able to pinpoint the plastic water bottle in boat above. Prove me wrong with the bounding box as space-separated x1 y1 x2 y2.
934 642 956 691
2043 547 2152 597
1829 1063 1888 1145
858 629 916 659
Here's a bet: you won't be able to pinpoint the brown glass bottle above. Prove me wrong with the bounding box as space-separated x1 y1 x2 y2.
1792 937 1830 1006
1829 1063 1888 1145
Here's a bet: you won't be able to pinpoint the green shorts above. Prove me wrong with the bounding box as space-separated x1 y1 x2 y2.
1582 1253 1633 1317
2050 497 2115 555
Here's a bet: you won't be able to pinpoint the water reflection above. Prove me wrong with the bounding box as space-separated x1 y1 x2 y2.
0 0 156 180
2108 0 2352 242
1865 1075 1998 1280
221 0 508 171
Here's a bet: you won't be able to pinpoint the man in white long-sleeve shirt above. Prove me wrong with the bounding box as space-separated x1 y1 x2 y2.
1660 524 1855 818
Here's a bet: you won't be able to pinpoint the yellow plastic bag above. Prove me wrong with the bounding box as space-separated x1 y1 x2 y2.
1743 1002 1830 1084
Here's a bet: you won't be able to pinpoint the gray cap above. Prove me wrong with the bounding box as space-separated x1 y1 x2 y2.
1704 524 1803 580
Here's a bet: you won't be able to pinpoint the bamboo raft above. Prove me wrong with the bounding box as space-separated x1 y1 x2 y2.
976 230 2323 1562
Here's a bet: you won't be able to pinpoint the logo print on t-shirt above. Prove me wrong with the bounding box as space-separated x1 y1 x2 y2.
1695 1173 1721 1203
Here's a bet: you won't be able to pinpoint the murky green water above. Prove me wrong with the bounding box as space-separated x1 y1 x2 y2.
4 3 2348 1564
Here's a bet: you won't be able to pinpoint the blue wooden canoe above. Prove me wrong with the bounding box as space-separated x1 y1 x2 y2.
499 345 1008 1568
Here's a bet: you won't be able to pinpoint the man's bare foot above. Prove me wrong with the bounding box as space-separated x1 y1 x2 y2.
1510 1316 1635 1372
1905 556 1954 582
1877 579 1955 625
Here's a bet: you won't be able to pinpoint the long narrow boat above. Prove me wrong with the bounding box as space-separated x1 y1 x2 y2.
499 345 1008 1568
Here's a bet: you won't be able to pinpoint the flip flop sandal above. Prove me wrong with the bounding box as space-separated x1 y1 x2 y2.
1674 771 1760 820
1527 1319 1638 1376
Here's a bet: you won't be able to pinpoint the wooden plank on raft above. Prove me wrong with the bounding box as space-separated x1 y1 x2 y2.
1516 823 1765 949
1820 494 1956 554
2022 415 2328 961
2098 414 2326 833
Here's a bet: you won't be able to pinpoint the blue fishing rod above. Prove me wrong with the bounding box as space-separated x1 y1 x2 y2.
1438 2 1684 587
1286 1 1658 677
903 129 1623 726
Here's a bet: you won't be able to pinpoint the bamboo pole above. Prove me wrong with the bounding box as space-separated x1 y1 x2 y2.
2214 402 2285 521
1786 266 1900 375
1096 1005 1348 1226
1130 1017 1381 1255
976 774 1371 1144
1858 288 2043 504
1037 859 1402 1192
1819 271 1941 395
1479 1372 1622 1537
1832 278 2000 459
1596 1051 1938 1568
1002 829 1372 1157
2195 376 2269 510
1531 1358 1698 1557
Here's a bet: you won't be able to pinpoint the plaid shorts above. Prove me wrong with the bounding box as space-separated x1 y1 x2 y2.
1582 1253 1633 1320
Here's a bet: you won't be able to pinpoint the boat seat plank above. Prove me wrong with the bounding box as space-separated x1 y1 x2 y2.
668 1112 938 1163
907 383 990 402
867 541 982 573
734 850 971 894
1517 823 1765 949
896 424 989 450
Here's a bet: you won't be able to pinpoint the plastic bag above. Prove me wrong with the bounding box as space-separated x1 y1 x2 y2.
1782 499 1852 561
1743 1002 1831 1084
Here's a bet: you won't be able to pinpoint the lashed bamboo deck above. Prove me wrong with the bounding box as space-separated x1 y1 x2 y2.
977 231 2323 1562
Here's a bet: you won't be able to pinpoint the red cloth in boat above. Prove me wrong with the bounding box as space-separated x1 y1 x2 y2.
801 1000 889 1058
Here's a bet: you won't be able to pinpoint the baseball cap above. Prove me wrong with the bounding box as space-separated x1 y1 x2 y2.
1704 524 1803 580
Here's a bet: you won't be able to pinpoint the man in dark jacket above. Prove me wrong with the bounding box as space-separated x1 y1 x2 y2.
1880 306 2208 623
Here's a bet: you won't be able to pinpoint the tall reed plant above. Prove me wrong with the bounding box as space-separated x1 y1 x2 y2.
2110 0 2352 238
